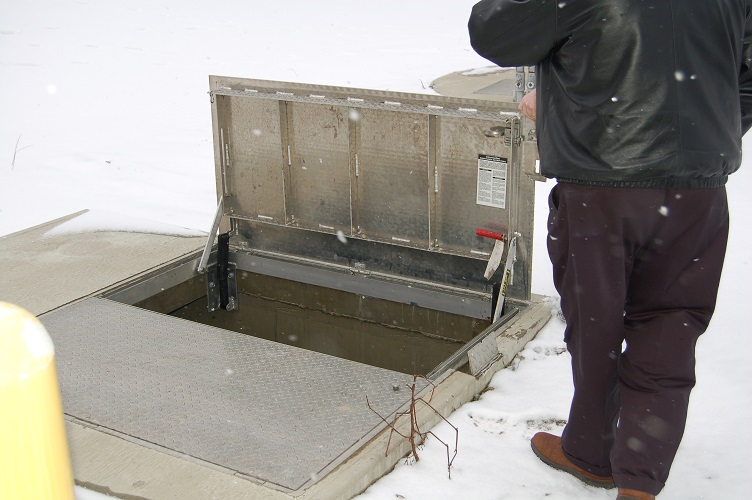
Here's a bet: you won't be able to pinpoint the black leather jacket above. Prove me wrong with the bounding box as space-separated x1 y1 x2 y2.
469 0 752 188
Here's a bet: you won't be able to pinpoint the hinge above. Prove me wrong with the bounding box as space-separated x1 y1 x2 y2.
510 118 522 147
207 233 238 312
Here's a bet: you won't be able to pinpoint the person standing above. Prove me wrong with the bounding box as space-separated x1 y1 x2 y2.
468 1 752 499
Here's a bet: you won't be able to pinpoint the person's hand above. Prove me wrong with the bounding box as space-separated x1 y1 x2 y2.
519 89 537 121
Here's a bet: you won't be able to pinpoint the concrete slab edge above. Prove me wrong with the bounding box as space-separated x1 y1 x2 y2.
0 210 89 239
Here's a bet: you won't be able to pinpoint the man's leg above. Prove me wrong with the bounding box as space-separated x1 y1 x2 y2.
611 187 729 495
546 183 662 477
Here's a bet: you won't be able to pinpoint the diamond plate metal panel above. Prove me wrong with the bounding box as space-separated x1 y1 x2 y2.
41 298 418 492
468 331 500 376
221 95 287 223
355 108 430 248
286 102 352 234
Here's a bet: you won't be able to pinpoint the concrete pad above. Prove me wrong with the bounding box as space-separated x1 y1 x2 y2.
67 420 288 500
0 211 204 315
430 67 518 102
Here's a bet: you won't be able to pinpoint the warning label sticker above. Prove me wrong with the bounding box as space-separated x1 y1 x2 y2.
476 155 507 209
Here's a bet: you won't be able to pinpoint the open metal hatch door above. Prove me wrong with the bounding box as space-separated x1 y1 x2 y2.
208 76 541 324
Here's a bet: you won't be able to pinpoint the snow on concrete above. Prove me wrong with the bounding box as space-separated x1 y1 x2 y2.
43 210 206 238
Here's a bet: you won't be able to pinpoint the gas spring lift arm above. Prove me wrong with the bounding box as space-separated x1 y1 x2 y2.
197 198 224 274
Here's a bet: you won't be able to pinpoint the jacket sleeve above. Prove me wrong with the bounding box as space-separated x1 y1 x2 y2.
741 8 752 135
468 0 557 67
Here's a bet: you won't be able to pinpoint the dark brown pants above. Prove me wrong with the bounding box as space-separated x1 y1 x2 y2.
547 182 729 495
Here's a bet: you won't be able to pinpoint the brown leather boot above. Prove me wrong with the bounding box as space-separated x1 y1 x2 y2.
531 432 615 489
616 488 656 499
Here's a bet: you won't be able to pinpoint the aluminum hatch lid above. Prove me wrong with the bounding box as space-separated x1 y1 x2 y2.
207 76 540 303
42 297 427 493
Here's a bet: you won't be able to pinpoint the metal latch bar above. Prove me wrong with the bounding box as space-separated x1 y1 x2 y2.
493 235 518 322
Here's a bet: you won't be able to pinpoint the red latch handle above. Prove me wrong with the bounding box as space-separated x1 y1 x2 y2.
476 229 505 241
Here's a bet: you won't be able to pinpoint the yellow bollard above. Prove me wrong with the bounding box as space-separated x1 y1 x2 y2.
0 302 75 500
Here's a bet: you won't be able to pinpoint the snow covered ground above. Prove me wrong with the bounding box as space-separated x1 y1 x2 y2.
1 1 750 498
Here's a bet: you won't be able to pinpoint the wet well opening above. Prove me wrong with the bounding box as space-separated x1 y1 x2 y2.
109 256 493 376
